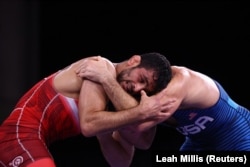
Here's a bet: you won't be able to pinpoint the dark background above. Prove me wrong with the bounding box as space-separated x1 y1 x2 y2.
0 1 249 166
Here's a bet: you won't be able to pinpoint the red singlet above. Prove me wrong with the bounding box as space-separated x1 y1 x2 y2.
0 73 81 167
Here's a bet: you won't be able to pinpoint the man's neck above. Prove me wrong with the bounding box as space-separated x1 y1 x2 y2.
114 61 127 74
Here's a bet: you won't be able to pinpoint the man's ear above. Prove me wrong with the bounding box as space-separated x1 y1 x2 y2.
127 55 141 67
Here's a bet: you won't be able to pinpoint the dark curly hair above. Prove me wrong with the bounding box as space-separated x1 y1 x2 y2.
137 52 172 95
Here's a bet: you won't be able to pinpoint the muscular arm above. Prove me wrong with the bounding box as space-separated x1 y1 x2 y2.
77 57 166 148
78 79 138 167
78 80 140 137
100 76 157 149
78 77 160 166
78 79 166 137
77 78 137 167
103 66 190 133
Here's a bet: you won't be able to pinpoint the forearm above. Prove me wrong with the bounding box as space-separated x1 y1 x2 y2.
101 77 156 148
102 77 138 110
80 106 144 137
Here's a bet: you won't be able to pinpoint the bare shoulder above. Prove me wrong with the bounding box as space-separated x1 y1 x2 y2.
176 66 219 108
53 59 85 98
100 57 116 77
171 66 191 75
170 66 192 86
171 66 214 85
100 57 115 67
73 56 114 69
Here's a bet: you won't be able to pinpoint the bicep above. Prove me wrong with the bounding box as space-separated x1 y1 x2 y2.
78 79 108 122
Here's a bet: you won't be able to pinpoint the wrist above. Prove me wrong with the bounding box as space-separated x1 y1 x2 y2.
102 74 117 86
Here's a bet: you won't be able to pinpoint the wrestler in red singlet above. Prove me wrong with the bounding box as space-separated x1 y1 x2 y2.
0 73 81 167
0 53 173 167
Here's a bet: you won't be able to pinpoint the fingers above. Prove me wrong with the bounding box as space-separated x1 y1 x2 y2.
75 56 102 75
140 90 150 102
75 64 86 76
140 90 147 97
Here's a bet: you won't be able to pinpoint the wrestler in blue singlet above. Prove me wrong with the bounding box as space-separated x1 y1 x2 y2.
165 81 250 151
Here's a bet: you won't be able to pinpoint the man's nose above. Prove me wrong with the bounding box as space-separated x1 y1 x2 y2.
133 83 146 92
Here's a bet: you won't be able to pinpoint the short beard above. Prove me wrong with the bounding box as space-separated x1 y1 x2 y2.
116 68 132 83
116 68 140 99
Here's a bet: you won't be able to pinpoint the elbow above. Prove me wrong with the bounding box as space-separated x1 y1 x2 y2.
80 121 97 137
